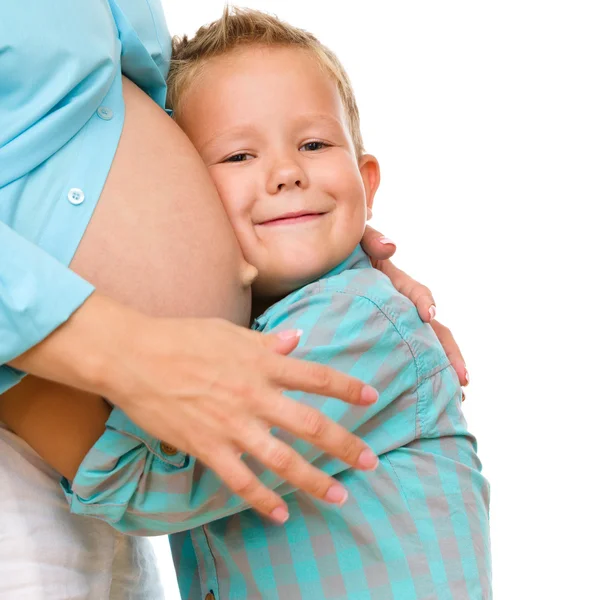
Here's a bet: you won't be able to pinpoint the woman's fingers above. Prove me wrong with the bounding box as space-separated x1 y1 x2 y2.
238 423 350 510
430 320 469 386
107 316 380 515
261 395 378 471
408 284 437 322
238 326 378 406
377 260 437 322
204 444 289 523
360 227 437 320
269 353 379 406
370 262 468 387
206 412 363 524
264 329 304 355
360 225 397 261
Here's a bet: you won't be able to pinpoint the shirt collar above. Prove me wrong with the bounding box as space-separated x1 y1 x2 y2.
318 243 370 281
252 244 371 330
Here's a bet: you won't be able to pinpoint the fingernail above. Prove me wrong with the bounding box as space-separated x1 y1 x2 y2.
378 237 396 246
361 385 379 404
428 305 437 320
277 329 303 341
270 506 289 524
357 448 379 470
324 484 348 506
465 369 470 385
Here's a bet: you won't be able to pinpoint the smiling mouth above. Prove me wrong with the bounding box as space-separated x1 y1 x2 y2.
258 211 325 226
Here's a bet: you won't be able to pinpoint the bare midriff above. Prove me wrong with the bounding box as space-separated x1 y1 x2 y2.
70 77 252 324
0 78 252 468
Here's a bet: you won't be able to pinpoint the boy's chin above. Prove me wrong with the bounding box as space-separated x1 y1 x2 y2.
252 254 344 298
252 271 319 299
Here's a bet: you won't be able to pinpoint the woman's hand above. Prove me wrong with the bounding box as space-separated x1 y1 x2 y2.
361 225 469 387
113 317 380 523
12 294 379 524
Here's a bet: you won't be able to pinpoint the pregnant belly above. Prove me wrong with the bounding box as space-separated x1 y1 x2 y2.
70 77 251 326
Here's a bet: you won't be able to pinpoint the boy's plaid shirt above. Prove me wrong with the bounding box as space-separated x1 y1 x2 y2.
62 245 491 599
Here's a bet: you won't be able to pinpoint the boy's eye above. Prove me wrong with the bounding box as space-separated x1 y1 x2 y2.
300 141 328 152
224 153 252 163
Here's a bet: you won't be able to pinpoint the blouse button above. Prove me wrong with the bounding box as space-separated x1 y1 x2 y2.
67 188 85 205
97 106 114 120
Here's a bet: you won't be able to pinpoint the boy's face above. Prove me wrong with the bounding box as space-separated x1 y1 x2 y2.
178 45 380 296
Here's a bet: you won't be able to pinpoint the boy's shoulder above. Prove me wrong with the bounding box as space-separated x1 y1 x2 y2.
255 247 450 378
318 254 412 316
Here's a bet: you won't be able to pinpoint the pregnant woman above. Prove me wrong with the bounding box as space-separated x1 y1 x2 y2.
0 2 467 597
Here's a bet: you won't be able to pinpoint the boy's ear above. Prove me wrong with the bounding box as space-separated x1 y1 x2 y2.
358 154 380 220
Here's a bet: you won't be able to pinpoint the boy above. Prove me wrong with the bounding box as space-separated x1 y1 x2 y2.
4 8 491 599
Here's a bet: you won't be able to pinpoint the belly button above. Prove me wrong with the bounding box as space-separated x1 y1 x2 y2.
241 262 258 287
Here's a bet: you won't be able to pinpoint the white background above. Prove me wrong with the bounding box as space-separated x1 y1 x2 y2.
152 2 594 598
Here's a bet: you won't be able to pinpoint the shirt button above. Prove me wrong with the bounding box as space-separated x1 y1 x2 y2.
160 442 178 456
205 593 215 600
97 106 113 120
67 188 85 205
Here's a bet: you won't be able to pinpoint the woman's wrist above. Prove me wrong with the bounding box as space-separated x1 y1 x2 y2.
8 293 149 401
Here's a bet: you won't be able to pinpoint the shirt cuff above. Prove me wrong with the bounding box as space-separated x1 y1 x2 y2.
60 409 187 524
105 409 187 467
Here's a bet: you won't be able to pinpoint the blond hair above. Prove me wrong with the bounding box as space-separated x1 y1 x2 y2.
167 6 364 156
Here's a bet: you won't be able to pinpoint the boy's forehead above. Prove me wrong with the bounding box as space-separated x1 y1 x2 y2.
205 43 318 72
201 46 332 91
182 45 346 129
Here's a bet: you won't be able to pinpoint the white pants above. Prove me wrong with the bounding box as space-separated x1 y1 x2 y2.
0 423 165 600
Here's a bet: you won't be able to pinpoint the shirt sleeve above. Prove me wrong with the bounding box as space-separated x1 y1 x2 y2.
61 291 428 535
0 1 115 391
0 224 94 393
0 1 170 393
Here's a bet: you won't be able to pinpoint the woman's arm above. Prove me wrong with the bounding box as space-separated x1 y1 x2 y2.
2 245 467 522
60 285 444 534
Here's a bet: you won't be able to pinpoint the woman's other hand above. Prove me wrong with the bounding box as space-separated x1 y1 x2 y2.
361 225 469 387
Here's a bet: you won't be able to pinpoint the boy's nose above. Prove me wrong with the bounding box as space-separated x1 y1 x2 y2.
276 179 302 191
266 159 309 195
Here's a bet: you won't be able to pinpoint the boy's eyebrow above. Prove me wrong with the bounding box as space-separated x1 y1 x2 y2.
201 113 344 151
200 124 260 151
295 113 344 130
